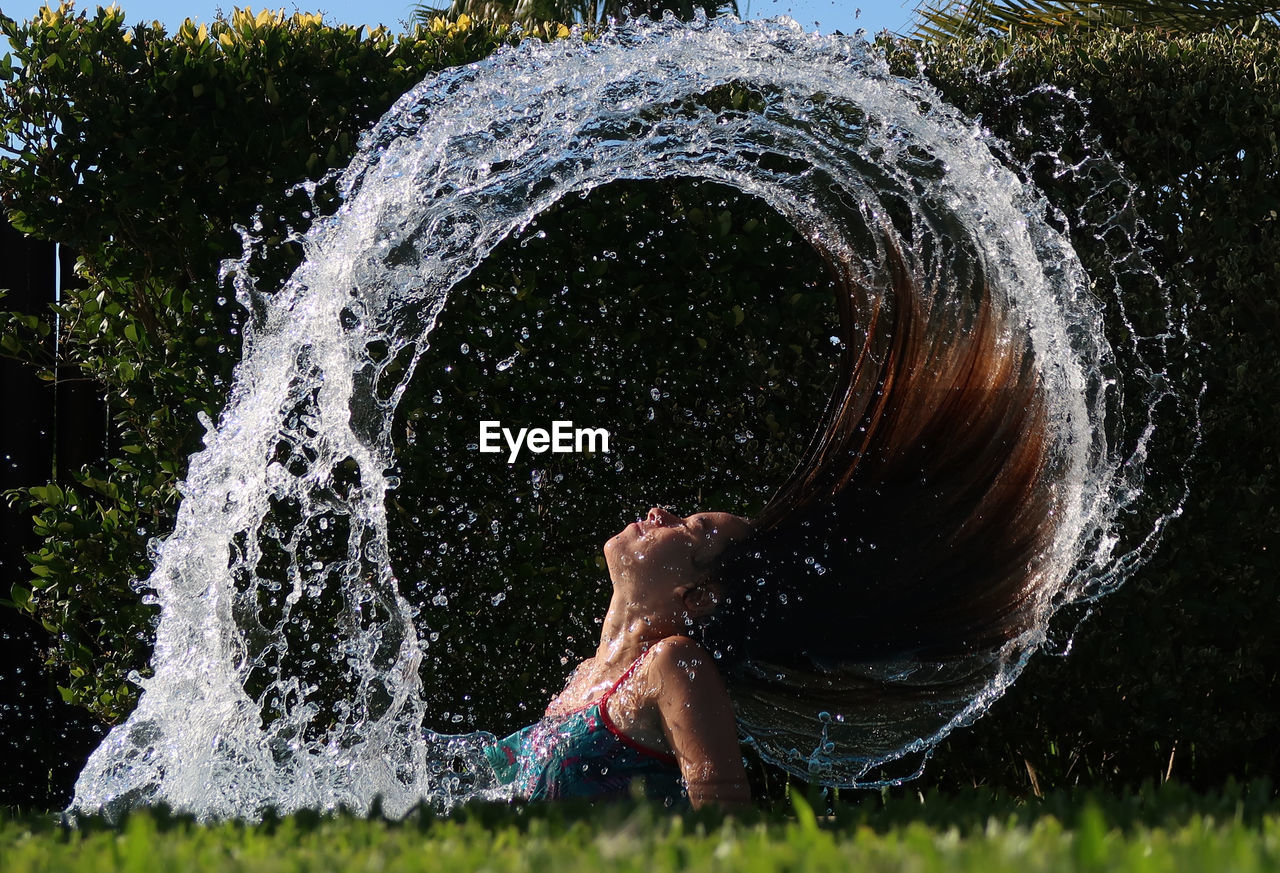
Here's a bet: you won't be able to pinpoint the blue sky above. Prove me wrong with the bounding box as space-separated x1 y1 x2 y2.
1 0 920 38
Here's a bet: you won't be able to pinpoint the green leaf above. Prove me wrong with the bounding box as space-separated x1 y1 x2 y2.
717 208 733 237
788 785 819 835
10 583 33 611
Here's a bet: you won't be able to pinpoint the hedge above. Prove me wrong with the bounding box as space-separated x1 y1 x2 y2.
0 4 518 723
1 4 1277 797
884 29 1280 793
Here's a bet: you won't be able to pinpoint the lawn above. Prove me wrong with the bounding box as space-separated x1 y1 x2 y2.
3 783 1277 872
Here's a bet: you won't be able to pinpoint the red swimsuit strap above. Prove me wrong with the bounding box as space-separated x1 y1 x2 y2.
597 648 679 766
600 650 652 701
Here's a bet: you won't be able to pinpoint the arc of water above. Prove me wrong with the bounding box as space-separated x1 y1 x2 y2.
72 17 1173 820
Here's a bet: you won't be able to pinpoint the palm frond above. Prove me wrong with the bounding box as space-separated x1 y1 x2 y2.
909 0 1280 41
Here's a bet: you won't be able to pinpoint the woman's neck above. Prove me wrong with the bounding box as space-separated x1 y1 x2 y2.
594 588 680 666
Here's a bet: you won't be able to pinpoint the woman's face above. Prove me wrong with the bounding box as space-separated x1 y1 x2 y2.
604 506 751 591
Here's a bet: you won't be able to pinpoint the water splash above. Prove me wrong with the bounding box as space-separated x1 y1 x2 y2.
71 16 1189 820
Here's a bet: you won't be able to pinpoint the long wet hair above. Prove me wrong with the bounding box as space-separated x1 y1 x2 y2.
697 231 1063 767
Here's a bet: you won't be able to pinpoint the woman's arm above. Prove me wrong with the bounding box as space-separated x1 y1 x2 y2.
649 636 752 809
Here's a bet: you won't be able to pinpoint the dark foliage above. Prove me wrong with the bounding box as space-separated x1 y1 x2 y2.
0 5 1275 801
884 28 1280 793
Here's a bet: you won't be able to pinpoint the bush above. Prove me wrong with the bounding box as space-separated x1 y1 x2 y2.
0 3 515 721
884 29 1280 793
2 6 1276 794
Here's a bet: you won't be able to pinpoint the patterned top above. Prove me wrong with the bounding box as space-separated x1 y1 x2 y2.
484 651 685 803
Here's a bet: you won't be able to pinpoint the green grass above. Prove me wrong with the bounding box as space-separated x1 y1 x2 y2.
3 783 1278 872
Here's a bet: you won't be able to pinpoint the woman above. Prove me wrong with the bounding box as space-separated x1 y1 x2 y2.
485 507 754 808
485 237 1062 806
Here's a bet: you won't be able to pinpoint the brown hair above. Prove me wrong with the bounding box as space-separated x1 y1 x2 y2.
698 232 1063 770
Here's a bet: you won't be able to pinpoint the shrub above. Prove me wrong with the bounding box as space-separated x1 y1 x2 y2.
1 7 1276 794
0 3 514 721
886 29 1280 792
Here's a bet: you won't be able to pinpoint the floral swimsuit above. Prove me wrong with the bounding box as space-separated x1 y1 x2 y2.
484 652 685 803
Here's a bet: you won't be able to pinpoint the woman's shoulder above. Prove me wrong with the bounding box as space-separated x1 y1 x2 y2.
645 635 722 683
